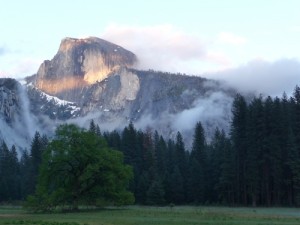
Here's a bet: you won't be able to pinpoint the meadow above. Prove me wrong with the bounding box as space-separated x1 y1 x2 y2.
1 206 300 225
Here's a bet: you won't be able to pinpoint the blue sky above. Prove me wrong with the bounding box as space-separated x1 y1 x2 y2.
1 0 300 94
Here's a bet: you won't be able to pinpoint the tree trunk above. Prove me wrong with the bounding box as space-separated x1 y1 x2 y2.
252 193 257 207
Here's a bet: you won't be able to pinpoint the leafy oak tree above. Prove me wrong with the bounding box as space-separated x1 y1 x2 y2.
26 124 134 212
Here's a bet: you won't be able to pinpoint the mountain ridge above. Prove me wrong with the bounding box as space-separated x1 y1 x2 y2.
0 37 237 150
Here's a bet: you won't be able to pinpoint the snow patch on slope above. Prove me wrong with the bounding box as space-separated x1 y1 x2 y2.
27 82 81 115
40 91 76 107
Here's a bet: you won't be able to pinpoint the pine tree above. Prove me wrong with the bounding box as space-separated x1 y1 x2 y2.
210 128 234 204
89 119 96 133
175 132 187 176
8 145 21 200
156 135 168 178
269 97 284 205
261 96 274 206
286 129 300 205
230 94 248 204
121 122 138 165
246 97 264 206
146 180 165 205
96 124 101 137
164 139 176 203
170 166 185 204
188 122 207 203
191 122 206 162
174 132 188 202
285 86 300 205
20 150 31 200
0 141 10 201
104 130 121 150
281 93 294 205
218 135 235 204
28 131 47 195
0 142 20 201
135 171 150 204
292 86 300 152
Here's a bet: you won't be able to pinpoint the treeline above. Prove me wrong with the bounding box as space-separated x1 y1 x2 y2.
0 86 300 207
101 85 300 206
0 133 48 202
228 86 300 206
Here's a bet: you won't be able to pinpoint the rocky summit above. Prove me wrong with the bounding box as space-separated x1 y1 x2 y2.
34 37 137 101
0 37 236 150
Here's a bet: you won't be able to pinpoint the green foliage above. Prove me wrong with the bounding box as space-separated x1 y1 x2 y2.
26 124 134 212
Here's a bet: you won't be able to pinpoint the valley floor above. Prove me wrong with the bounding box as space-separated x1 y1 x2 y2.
1 205 300 225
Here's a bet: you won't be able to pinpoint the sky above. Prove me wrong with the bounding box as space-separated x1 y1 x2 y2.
1 0 300 95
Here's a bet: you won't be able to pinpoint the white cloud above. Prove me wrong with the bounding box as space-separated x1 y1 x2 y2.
217 32 247 45
0 58 41 78
208 58 300 96
101 24 230 73
101 24 300 96
13 58 40 75
172 91 233 133
206 51 232 67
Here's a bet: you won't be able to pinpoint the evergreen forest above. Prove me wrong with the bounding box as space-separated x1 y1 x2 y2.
1 85 300 207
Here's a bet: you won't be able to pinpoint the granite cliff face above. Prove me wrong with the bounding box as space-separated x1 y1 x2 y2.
34 37 137 102
0 79 20 123
0 79 37 149
26 37 235 138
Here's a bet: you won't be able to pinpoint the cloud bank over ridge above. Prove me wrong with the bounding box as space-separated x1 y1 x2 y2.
102 24 232 74
102 24 300 96
209 59 300 96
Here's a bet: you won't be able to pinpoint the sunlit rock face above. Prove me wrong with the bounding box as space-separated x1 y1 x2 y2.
25 37 237 147
34 37 137 101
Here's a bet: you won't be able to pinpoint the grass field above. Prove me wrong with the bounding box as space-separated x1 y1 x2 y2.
1 206 300 225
